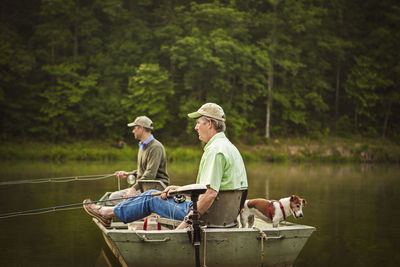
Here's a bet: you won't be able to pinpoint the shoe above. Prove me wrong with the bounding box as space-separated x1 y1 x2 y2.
83 199 111 227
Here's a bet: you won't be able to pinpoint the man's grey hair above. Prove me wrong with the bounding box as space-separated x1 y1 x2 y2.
200 116 226 132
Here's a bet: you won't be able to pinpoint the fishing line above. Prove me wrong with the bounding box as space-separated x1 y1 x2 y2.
0 195 144 219
0 206 84 218
0 191 165 219
0 173 115 186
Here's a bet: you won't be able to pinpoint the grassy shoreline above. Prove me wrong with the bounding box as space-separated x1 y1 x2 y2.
1 138 399 164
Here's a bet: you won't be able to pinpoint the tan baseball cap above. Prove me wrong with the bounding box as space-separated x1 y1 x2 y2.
127 116 153 129
188 103 226 121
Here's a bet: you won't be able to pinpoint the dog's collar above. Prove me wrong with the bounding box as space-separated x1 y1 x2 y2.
269 201 286 220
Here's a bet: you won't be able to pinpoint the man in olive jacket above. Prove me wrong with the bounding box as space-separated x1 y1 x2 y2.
110 116 169 204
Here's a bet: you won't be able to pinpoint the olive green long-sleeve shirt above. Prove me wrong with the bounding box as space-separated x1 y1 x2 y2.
134 138 169 189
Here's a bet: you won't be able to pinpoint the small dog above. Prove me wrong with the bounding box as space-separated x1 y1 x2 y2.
240 195 307 228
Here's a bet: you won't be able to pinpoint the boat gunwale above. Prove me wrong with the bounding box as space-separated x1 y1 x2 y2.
93 218 316 235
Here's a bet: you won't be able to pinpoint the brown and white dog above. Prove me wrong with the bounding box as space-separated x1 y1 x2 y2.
240 195 307 228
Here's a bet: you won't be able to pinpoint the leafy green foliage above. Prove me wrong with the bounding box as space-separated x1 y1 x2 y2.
0 0 399 143
123 64 174 129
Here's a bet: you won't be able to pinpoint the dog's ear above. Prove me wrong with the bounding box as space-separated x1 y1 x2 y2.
302 199 307 206
290 195 297 202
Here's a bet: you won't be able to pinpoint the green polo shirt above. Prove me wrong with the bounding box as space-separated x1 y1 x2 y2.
196 132 248 192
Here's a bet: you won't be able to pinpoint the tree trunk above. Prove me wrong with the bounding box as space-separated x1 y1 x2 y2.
266 3 277 139
382 100 392 138
51 40 55 64
74 0 80 57
266 65 273 139
74 23 78 57
335 65 340 121
354 107 358 130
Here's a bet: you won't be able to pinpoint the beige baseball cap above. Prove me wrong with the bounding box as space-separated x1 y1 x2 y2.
188 103 226 121
127 116 153 129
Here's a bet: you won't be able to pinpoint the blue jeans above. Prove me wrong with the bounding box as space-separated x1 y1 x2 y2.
114 190 192 223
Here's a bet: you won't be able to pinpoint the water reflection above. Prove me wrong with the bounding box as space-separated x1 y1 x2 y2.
0 161 399 266
95 247 121 267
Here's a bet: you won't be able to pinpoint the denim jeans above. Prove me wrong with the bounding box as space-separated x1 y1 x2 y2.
114 190 192 223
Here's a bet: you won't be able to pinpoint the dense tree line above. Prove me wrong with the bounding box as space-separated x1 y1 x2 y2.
1 0 399 144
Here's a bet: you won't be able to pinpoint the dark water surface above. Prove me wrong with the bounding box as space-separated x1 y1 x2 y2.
0 161 399 266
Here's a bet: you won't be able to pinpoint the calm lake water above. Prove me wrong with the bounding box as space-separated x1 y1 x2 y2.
0 161 399 266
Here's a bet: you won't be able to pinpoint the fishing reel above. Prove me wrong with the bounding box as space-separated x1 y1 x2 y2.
127 171 138 185
173 194 186 203
127 174 136 185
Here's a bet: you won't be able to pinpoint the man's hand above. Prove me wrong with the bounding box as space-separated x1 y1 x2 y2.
176 211 193 229
114 171 129 179
160 185 180 200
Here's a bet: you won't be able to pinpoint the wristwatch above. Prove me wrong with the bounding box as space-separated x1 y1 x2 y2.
183 215 192 225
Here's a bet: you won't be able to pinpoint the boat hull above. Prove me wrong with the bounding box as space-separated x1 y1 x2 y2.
94 218 315 267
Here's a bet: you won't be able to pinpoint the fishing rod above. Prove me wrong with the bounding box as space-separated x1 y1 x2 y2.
0 191 164 219
0 172 137 187
0 173 115 186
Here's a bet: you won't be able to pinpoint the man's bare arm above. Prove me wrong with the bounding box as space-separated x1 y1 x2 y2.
196 187 218 216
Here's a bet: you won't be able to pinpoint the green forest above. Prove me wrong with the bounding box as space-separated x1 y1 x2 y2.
1 0 399 146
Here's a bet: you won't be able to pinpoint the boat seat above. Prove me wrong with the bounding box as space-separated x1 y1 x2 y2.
138 180 167 192
201 188 248 228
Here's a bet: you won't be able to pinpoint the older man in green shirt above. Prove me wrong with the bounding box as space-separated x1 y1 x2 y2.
171 103 248 228
82 103 247 228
